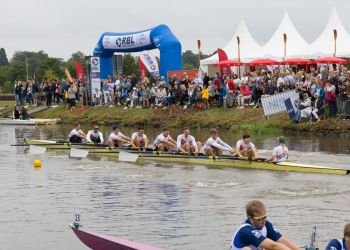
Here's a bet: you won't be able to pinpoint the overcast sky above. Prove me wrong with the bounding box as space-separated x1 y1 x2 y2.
1 0 350 60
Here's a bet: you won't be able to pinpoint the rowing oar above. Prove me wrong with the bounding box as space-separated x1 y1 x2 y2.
69 148 139 162
11 142 112 147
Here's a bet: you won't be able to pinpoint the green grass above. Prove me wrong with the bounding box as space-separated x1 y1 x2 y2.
32 104 350 134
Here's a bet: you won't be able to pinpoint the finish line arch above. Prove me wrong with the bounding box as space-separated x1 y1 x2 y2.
93 24 182 80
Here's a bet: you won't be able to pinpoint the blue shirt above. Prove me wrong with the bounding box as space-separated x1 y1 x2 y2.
231 219 282 250
325 239 347 250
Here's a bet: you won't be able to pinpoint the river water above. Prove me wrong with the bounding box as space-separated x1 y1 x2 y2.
0 125 349 250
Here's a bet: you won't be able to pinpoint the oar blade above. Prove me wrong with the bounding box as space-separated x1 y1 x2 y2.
29 145 46 155
118 151 139 162
70 148 89 158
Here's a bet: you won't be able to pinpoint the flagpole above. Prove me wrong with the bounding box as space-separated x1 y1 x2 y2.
197 40 201 69
333 29 337 57
283 33 287 59
236 36 241 78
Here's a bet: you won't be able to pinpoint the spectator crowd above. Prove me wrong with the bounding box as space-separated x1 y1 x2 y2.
12 64 350 122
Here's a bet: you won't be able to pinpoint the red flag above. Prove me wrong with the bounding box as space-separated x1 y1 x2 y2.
217 48 231 75
75 61 85 82
138 57 148 77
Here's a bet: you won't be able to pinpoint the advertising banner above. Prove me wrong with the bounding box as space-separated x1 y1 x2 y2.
261 90 299 117
139 51 159 79
102 30 152 50
90 57 101 102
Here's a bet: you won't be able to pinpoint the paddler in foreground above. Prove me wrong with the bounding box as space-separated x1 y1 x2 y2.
325 223 350 250
68 122 86 143
130 128 149 150
204 128 235 156
230 200 300 250
176 127 201 154
86 124 104 144
266 136 288 162
108 125 135 148
153 127 177 152
235 134 257 159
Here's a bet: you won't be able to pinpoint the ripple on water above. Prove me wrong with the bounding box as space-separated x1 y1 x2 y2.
187 181 241 188
255 186 347 198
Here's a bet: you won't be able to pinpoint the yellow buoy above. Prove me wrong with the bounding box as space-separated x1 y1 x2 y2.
33 159 42 168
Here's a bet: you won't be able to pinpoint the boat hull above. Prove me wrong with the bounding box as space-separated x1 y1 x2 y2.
69 224 168 250
25 140 350 175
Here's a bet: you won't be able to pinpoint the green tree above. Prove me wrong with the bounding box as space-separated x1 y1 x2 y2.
66 51 87 79
35 57 64 81
0 48 9 66
122 54 139 76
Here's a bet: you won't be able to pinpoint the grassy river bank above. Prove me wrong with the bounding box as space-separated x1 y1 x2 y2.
31 104 350 134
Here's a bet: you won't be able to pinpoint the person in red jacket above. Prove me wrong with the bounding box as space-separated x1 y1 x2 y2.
226 76 236 107
237 83 252 109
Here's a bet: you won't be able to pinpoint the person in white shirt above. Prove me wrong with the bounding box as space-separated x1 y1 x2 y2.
204 128 235 156
236 134 257 159
176 127 201 154
68 122 86 143
86 124 104 144
153 127 177 152
108 125 134 148
266 136 288 162
131 128 149 149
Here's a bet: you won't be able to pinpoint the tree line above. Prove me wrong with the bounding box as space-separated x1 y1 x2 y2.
0 47 214 93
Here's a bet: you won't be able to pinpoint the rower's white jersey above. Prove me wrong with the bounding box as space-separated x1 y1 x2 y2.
108 131 125 141
204 136 232 151
236 140 255 151
131 132 147 141
176 134 196 149
272 145 288 162
154 133 173 146
69 129 84 138
86 130 104 143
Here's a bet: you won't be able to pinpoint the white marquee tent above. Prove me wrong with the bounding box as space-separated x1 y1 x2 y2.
260 12 309 59
303 7 350 58
200 7 350 73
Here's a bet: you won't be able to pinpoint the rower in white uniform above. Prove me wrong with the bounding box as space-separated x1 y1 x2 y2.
266 136 288 162
131 128 149 149
176 127 201 154
235 134 257 159
153 127 177 152
204 128 235 156
86 124 104 144
108 125 135 148
68 122 86 143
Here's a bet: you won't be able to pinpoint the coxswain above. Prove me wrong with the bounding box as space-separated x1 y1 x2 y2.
68 122 86 143
204 128 235 156
86 124 104 144
266 136 288 162
176 127 201 154
236 134 257 159
153 127 177 152
230 200 300 250
131 128 149 149
108 125 134 148
325 223 350 250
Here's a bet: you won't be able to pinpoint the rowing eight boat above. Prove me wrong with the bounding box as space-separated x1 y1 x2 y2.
22 139 350 175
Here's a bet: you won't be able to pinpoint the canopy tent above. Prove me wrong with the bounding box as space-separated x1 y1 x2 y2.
260 12 309 59
314 56 348 64
303 7 350 58
214 60 243 67
247 59 280 66
201 18 262 65
200 7 350 74
281 58 313 65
